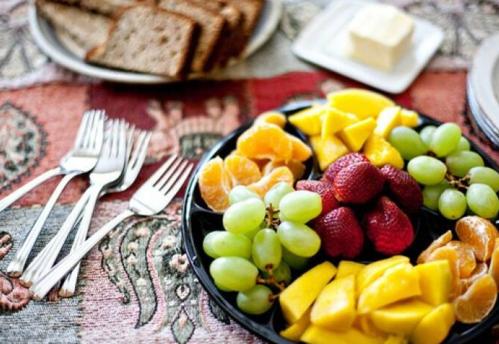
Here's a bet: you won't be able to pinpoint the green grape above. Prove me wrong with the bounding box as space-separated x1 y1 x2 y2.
244 225 263 240
468 167 499 192
223 198 266 234
388 126 428 160
450 137 470 154
262 262 292 285
282 246 309 270
279 191 322 223
236 285 274 315
419 125 437 147
203 231 251 259
438 189 467 220
264 182 294 210
466 184 499 219
210 257 258 292
229 186 260 205
446 151 484 177
252 228 282 271
430 123 462 157
407 156 447 185
215 281 233 292
277 221 321 258
422 182 449 210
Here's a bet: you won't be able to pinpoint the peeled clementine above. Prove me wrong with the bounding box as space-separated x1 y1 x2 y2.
453 274 497 323
445 241 477 278
417 231 453 264
262 160 306 181
198 157 233 212
254 111 287 128
427 246 461 299
488 239 499 287
224 154 262 186
287 134 312 162
236 123 293 162
456 216 498 261
461 262 488 292
247 166 294 197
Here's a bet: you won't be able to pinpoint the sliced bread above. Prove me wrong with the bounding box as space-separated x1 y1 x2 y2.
48 0 143 16
158 0 225 72
86 5 197 78
226 0 264 53
189 0 244 65
36 0 111 52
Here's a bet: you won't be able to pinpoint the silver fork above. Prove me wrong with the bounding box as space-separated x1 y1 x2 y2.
6 110 105 277
0 110 106 214
20 120 128 286
30 155 193 300
59 129 151 297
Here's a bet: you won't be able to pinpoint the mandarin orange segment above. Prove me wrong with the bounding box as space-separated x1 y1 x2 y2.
287 134 313 162
427 246 461 299
461 263 488 292
488 239 499 287
453 274 497 324
224 154 262 186
445 241 477 278
247 166 294 197
198 157 233 212
236 123 293 162
456 216 498 261
262 160 306 181
417 231 453 264
254 111 287 128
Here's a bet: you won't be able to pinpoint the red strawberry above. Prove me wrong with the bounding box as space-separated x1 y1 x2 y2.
364 196 415 255
296 180 339 215
323 153 369 183
380 165 423 214
314 207 364 258
332 162 385 204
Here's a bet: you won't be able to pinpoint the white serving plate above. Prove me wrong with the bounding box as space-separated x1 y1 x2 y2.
292 0 444 94
28 0 283 84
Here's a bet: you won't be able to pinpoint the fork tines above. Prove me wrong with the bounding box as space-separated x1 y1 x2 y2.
149 155 193 196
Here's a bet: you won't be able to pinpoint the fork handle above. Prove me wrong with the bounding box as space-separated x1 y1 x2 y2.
0 167 62 214
20 187 94 286
30 209 135 300
7 171 79 277
59 189 101 297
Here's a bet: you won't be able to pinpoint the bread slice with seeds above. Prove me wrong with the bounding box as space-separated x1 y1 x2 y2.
86 5 197 78
36 0 111 52
158 0 225 73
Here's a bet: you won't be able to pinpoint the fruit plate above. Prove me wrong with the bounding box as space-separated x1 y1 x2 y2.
182 100 499 344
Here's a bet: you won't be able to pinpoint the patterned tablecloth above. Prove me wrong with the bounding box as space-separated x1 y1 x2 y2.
1 0 499 343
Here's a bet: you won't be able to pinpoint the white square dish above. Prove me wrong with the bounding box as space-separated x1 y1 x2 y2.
292 0 444 94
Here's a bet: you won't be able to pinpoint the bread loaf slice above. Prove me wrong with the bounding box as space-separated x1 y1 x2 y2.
86 5 197 78
189 0 244 66
36 0 111 52
158 0 225 72
226 0 264 55
47 0 143 16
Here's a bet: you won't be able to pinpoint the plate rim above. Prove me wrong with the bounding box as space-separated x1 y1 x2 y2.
182 100 499 344
28 0 283 84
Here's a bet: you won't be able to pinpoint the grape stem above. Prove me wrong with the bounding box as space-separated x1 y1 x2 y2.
265 205 281 230
256 266 286 292
445 172 470 192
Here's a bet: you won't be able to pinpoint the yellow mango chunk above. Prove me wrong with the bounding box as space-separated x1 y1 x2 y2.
354 315 386 338
370 300 432 335
327 88 394 119
302 325 385 344
339 117 376 152
280 308 311 341
374 106 401 138
364 134 404 169
311 275 356 330
400 109 420 127
280 262 337 323
384 335 408 344
254 111 287 128
411 303 455 344
289 106 326 136
321 108 359 138
358 263 421 314
357 256 410 293
414 260 452 306
310 135 349 171
337 261 365 279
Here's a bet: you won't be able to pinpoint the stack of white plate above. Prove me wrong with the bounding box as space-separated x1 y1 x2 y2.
468 34 499 148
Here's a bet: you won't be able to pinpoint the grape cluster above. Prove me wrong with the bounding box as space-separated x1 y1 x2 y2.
389 123 499 220
204 182 322 315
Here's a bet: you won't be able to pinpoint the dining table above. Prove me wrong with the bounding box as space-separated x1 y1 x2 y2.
1 0 499 343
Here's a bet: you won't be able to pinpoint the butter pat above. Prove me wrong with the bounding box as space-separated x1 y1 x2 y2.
347 4 414 70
